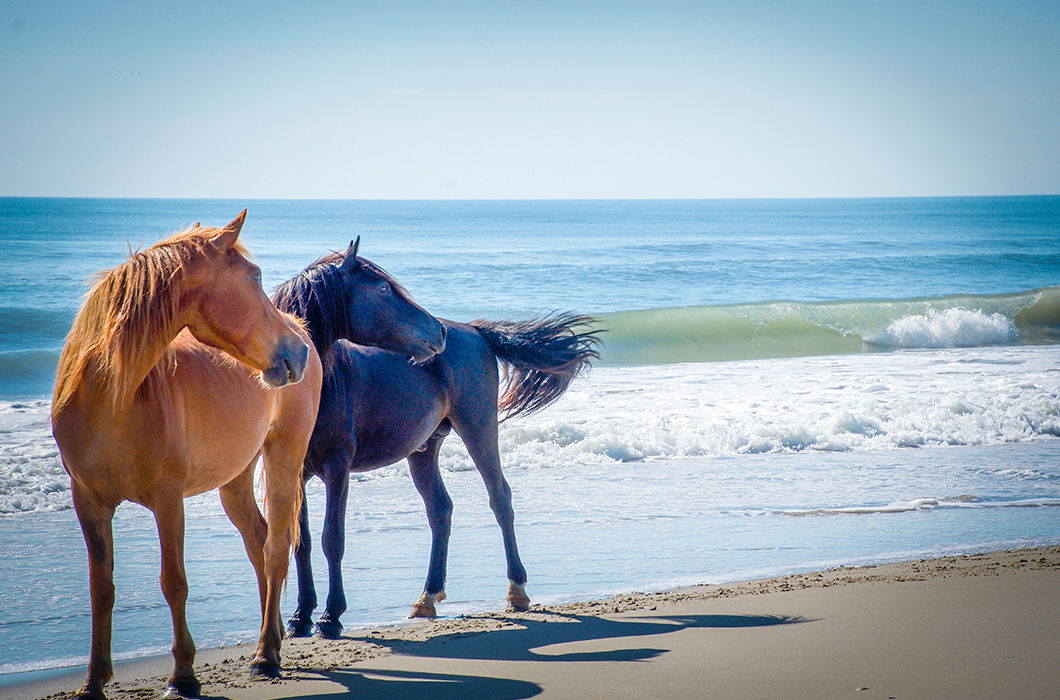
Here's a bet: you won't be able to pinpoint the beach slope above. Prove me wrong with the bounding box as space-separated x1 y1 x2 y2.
11 546 1058 700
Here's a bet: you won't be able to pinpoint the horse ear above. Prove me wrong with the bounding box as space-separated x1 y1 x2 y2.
341 236 360 270
211 209 247 251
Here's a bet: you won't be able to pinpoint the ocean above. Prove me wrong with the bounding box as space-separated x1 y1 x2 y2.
0 197 1058 677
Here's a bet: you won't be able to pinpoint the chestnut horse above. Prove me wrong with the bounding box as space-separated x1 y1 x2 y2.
50 215 441 699
272 239 599 638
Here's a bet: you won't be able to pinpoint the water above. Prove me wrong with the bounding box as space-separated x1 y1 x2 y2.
1 196 1058 675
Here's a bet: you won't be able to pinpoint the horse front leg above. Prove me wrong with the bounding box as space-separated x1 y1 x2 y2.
316 459 350 639
71 482 117 700
285 477 318 637
152 491 200 699
408 436 453 618
249 442 304 679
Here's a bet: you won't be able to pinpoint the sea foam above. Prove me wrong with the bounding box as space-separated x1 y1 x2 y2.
869 308 1017 348
4 345 1058 516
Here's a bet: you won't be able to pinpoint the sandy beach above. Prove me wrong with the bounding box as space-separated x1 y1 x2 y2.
5 545 1055 700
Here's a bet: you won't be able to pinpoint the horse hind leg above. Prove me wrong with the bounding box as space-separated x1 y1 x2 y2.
408 433 453 618
152 491 201 699
71 482 117 700
453 417 530 612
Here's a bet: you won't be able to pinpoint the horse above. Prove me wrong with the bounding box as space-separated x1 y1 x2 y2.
50 213 444 700
272 238 600 639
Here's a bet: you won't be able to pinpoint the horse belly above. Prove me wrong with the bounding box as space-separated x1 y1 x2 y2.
349 403 448 471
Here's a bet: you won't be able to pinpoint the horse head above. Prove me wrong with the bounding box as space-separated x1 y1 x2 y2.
184 211 309 387
333 237 446 363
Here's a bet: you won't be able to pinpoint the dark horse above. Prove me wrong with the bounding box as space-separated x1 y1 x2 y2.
273 239 600 638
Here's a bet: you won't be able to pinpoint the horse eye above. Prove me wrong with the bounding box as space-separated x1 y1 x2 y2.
378 281 390 294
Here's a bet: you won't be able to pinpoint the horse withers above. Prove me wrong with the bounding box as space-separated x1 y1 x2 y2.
272 239 600 639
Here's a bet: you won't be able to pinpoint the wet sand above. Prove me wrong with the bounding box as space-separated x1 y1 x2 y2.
8 545 1059 699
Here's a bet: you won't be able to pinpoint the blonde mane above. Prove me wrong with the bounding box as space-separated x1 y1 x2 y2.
52 225 248 413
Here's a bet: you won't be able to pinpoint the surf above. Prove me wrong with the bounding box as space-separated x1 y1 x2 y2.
596 286 1060 365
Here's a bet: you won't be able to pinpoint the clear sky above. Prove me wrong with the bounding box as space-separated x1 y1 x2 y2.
2 1 1058 199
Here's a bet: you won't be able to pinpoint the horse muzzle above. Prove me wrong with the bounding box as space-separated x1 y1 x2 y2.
412 324 447 363
262 338 310 387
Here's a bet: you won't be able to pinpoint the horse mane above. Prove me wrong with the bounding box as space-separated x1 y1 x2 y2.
52 225 248 413
271 249 411 357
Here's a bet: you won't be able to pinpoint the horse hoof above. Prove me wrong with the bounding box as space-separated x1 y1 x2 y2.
315 619 343 640
409 590 445 618
286 616 315 638
507 582 530 612
162 676 201 699
409 602 437 618
249 659 282 680
74 685 107 700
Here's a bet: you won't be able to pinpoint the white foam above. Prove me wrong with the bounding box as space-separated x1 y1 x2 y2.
780 497 1060 516
3 345 1059 515
0 401 68 515
463 344 1060 472
869 307 1017 348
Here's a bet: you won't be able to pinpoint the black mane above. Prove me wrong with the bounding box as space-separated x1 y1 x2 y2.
272 250 412 356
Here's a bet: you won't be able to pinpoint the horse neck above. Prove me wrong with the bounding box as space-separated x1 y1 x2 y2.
119 318 185 406
274 274 345 358
58 298 189 418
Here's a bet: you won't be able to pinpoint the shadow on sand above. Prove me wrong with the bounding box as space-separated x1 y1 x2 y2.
352 611 811 664
279 667 542 700
207 611 812 700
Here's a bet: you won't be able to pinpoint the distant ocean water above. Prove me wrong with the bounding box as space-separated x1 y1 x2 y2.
1 197 1058 676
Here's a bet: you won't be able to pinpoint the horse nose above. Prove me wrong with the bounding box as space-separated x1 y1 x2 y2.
285 339 309 382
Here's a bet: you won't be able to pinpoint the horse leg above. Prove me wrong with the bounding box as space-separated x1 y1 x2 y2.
457 422 530 612
408 436 452 618
285 477 318 637
71 482 117 700
249 440 304 679
152 492 201 698
219 460 268 617
315 458 350 639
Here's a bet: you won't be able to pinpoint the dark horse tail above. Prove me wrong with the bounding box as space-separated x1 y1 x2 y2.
470 313 602 421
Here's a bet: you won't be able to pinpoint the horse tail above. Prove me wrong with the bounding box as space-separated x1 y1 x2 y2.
470 313 602 421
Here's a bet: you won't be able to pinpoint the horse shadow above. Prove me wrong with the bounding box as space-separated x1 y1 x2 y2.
349 610 812 664
193 612 810 699
270 667 542 700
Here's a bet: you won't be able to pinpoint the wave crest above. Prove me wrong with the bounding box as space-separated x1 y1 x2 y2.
598 286 1059 365
869 308 1017 349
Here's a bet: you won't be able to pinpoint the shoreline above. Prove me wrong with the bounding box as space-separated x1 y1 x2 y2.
7 544 1058 699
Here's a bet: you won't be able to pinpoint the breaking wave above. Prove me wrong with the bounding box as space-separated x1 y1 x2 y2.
597 286 1060 365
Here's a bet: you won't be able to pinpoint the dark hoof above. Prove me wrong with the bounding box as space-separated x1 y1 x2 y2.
315 617 344 640
286 615 315 638
162 676 201 699
249 659 282 680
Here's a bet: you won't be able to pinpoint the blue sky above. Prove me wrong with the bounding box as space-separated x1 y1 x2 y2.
2 1 1057 198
